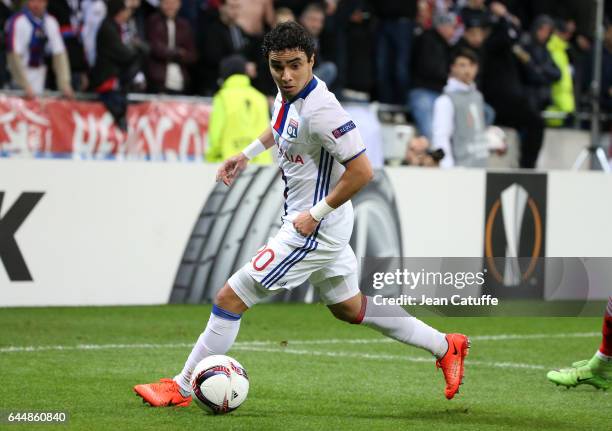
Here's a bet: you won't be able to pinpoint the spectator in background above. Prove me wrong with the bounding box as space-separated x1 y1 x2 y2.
5 0 74 98
124 0 149 90
333 0 373 97
237 0 289 96
519 15 560 112
408 11 456 140
47 0 89 92
199 0 250 95
275 7 295 25
402 135 439 167
274 0 337 18
416 0 434 30
546 19 576 126
602 20 612 113
455 14 495 126
456 15 489 82
82 0 106 68
0 0 15 88
145 0 197 93
125 0 146 41
432 48 489 168
370 0 417 104
90 0 145 130
206 55 271 164
229 0 274 37
460 0 490 28
481 1 544 168
452 12 498 126
299 3 336 86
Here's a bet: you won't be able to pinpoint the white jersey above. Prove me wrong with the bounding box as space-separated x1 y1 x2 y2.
271 76 366 246
6 11 66 94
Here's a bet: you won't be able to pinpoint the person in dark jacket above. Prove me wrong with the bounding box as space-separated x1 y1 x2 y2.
90 0 145 131
370 0 417 104
145 0 197 93
602 20 612 114
460 0 490 31
47 0 89 92
481 2 544 168
407 11 455 140
519 14 560 111
455 16 496 127
0 0 15 88
455 15 490 85
299 3 336 86
198 0 250 95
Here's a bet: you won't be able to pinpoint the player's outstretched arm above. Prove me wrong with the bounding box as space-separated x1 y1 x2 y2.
216 127 275 186
293 153 373 236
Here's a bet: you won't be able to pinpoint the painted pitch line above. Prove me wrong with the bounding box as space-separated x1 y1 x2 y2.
0 342 194 353
238 332 601 346
470 332 599 341
0 332 598 354
232 346 547 370
0 342 546 371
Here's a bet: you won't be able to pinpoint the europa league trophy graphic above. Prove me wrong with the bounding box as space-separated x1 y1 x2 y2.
500 184 528 286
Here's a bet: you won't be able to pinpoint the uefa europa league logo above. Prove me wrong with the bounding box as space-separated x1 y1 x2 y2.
485 182 543 287
500 184 528 286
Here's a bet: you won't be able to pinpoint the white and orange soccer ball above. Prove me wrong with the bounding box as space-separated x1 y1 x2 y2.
190 355 249 414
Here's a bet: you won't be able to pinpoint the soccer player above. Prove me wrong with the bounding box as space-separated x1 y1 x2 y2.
547 297 612 390
134 21 469 407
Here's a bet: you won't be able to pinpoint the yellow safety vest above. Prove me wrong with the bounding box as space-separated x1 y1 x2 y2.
546 33 575 126
206 74 272 164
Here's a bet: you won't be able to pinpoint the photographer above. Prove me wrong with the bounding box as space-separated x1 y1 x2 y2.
402 135 444 167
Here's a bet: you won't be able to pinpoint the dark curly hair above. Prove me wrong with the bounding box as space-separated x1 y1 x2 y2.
261 21 316 60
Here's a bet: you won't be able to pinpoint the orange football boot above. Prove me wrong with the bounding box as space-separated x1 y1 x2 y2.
436 333 470 400
134 378 192 407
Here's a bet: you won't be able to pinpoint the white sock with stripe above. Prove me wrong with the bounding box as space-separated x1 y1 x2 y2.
174 305 241 396
354 296 448 358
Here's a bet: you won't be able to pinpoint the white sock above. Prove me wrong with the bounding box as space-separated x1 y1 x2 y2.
174 305 242 395
595 350 612 362
356 296 448 358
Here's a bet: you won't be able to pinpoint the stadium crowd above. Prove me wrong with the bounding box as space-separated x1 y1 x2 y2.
1 0 611 166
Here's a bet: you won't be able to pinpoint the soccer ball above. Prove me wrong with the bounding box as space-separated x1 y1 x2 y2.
190 355 249 414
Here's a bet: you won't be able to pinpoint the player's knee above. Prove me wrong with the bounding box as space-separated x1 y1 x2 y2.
328 296 362 323
214 283 248 315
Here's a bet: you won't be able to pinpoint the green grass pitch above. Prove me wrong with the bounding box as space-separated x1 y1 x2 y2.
0 304 609 430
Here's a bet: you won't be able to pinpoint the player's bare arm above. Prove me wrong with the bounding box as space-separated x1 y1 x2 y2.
216 126 275 186
293 153 373 237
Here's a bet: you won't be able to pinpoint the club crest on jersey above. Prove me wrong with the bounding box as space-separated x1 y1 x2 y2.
287 118 299 138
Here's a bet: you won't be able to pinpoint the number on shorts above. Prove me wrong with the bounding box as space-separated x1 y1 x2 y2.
253 248 275 271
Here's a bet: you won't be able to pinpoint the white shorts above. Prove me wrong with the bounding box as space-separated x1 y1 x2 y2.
228 222 359 307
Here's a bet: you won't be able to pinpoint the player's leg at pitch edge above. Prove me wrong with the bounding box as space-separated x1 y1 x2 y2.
547 296 612 390
436 334 471 399
330 286 470 400
133 378 192 407
546 355 612 390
